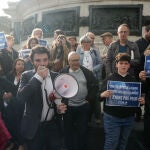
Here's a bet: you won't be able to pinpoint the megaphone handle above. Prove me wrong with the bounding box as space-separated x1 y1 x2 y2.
61 98 68 105
59 98 68 120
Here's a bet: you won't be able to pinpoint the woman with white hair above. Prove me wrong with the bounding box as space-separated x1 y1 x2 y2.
76 35 102 81
31 28 43 39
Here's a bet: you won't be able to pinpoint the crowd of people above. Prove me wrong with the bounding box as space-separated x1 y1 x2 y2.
0 23 150 150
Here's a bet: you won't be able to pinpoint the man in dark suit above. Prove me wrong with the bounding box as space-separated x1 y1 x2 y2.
17 45 67 150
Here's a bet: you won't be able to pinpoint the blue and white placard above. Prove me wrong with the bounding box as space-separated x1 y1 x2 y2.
106 81 141 107
144 55 150 78
38 39 48 47
0 32 7 49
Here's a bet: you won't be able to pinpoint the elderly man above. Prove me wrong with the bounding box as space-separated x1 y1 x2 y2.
17 45 67 150
60 51 99 150
100 32 113 79
106 24 140 79
100 32 113 63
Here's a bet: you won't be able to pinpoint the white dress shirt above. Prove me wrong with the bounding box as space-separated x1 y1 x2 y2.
34 71 61 122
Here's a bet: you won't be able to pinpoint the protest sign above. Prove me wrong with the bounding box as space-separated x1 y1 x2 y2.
144 55 150 78
0 32 7 49
38 39 47 46
19 49 31 59
106 81 141 107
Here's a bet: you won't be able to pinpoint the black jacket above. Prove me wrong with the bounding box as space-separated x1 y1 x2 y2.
142 78 150 116
0 77 16 112
100 72 139 118
17 70 58 139
0 49 18 76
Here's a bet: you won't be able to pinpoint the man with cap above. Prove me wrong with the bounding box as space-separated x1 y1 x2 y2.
100 32 113 79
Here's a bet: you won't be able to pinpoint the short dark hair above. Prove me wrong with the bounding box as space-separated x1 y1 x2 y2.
145 25 150 32
30 45 50 62
115 53 131 63
118 24 130 31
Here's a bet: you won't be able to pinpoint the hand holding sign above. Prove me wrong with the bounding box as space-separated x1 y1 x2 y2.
144 50 150 56
100 90 113 98
0 32 7 49
139 71 146 81
144 55 150 78
138 97 145 105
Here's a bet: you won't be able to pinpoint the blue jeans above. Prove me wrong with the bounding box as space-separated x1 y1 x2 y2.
103 112 134 150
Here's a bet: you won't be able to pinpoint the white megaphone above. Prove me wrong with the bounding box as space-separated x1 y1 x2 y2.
54 73 79 98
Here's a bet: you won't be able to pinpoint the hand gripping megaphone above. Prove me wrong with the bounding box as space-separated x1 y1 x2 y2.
54 73 79 98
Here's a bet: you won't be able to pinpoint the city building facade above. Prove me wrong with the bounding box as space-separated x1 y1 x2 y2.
3 0 150 47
